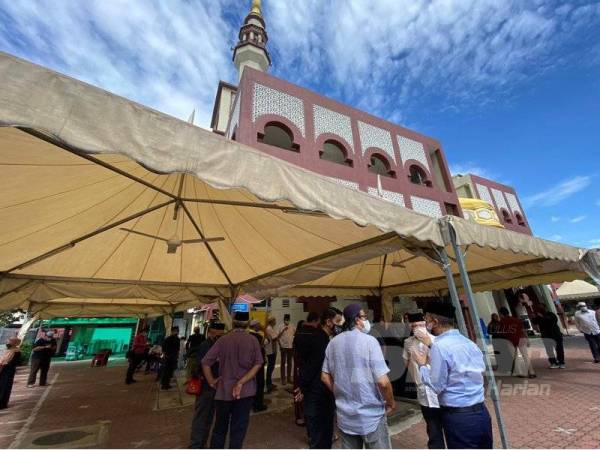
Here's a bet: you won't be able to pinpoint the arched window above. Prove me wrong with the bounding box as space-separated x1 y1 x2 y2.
320 140 351 166
258 122 299 151
501 209 512 224
368 154 395 177
515 212 526 226
409 165 431 187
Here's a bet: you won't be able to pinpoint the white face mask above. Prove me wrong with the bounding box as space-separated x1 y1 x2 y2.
361 319 371 334
426 322 434 332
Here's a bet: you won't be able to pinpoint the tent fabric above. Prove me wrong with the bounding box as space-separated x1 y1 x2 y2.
0 52 443 318
556 280 600 301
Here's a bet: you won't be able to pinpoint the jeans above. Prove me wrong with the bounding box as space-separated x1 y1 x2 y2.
280 348 293 384
339 416 391 449
441 405 493 449
210 397 254 449
542 335 565 365
421 405 445 449
584 333 600 361
304 387 335 448
28 358 50 386
189 387 216 448
265 353 276 389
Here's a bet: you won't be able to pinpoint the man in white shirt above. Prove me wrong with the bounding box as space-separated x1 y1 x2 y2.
403 312 443 449
277 314 296 385
574 302 600 363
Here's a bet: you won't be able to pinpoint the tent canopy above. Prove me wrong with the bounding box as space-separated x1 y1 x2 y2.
556 280 600 301
0 52 443 318
0 52 598 319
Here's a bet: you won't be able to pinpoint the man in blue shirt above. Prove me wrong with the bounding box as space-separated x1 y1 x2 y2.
321 304 395 449
412 303 493 449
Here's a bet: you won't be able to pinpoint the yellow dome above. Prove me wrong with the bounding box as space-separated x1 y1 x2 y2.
459 197 504 228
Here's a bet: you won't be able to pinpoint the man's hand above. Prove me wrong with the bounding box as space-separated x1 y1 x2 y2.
208 376 220 389
413 328 432 347
385 401 396 416
293 387 304 403
232 382 243 400
411 348 427 367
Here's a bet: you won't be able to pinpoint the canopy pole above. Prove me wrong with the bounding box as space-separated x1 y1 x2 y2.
438 248 468 337
17 312 40 340
449 227 510 449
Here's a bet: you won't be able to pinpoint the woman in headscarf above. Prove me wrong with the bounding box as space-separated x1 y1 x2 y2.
0 337 22 409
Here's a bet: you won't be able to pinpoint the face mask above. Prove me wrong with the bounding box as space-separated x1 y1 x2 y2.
426 322 434 333
46 333 54 338
333 325 343 336
582 307 588 312
361 319 371 334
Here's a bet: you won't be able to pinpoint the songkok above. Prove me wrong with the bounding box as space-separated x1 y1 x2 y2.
576 301 587 308
424 303 455 319
208 322 225 330
233 311 250 322
343 304 362 323
407 312 425 323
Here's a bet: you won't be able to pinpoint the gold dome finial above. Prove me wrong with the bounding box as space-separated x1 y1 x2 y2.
251 0 261 16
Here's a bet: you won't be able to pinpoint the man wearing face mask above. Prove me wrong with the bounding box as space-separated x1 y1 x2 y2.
294 309 339 448
574 301 600 363
321 304 395 449
27 329 57 388
403 313 443 449
411 303 492 449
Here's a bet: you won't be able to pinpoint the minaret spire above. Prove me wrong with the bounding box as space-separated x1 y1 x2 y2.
233 0 271 81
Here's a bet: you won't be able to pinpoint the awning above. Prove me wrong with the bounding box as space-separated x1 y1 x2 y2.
556 280 600 301
0 52 443 318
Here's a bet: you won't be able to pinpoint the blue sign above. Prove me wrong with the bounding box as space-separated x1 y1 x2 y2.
231 303 249 313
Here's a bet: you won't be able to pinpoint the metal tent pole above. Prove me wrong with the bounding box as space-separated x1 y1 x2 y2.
449 226 510 449
438 248 468 337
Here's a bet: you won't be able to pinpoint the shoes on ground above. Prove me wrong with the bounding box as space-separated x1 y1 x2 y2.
559 364 566 369
26 384 35 388
253 405 268 412
549 364 560 369
528 374 537 379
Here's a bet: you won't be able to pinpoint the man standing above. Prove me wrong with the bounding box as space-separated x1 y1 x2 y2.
532 305 565 369
574 301 600 363
27 329 57 388
249 320 268 412
125 328 148 385
412 304 492 449
278 314 295 386
161 327 180 390
186 326 206 378
264 317 279 392
403 313 443 449
189 322 225 449
321 304 395 449
295 309 337 449
202 311 263 449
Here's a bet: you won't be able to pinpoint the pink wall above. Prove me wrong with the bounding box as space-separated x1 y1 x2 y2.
228 68 462 218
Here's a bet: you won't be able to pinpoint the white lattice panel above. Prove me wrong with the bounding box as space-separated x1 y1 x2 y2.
491 188 509 210
397 135 430 171
313 105 354 153
476 184 494 206
505 192 522 214
410 196 443 218
367 187 405 207
252 83 305 137
227 93 241 139
328 177 359 191
358 121 396 163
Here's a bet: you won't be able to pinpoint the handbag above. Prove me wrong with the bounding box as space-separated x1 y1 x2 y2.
186 376 202 395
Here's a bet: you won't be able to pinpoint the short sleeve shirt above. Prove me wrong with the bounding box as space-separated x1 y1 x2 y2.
322 328 390 435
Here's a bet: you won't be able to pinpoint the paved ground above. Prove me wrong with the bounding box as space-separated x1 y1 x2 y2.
1 334 599 448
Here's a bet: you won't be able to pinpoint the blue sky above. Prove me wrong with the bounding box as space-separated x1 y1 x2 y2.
1 0 599 247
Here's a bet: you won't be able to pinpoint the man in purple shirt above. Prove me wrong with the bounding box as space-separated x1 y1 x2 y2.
202 311 263 449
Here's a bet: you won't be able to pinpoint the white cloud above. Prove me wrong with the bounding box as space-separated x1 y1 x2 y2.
550 216 561 222
548 234 563 241
522 176 592 208
569 215 587 223
449 162 497 180
589 238 600 245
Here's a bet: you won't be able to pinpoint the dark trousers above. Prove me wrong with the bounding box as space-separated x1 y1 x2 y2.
189 387 216 448
161 357 177 388
584 333 600 361
542 335 565 365
280 348 293 384
265 353 276 389
253 365 265 409
304 390 335 449
421 405 445 449
441 405 493 449
126 353 144 383
0 366 17 409
210 397 254 449
27 358 50 386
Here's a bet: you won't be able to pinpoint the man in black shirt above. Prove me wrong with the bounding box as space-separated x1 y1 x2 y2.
294 309 338 449
189 322 225 449
27 329 57 388
532 305 565 368
249 320 268 412
161 327 180 390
